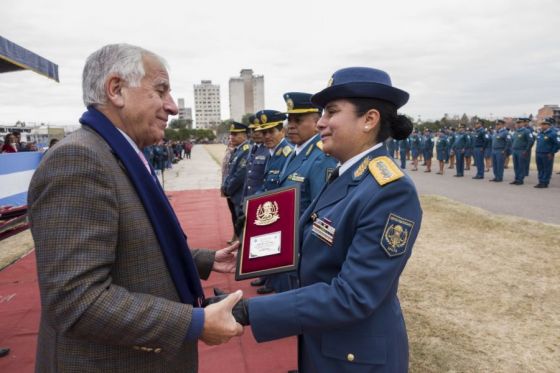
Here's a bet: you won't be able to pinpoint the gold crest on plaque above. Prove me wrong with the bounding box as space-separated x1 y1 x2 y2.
254 201 280 226
286 98 294 110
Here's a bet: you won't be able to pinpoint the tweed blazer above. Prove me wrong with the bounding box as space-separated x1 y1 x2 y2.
28 127 215 373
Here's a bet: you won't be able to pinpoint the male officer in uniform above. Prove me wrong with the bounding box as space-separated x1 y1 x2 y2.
472 121 487 179
267 92 338 293
422 128 434 172
523 118 535 176
398 137 410 169
510 118 532 185
252 109 293 294
490 120 508 182
241 116 269 201
534 118 559 188
221 122 251 239
452 126 467 177
409 128 421 171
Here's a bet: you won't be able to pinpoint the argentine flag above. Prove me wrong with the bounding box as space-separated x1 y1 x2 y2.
0 152 43 207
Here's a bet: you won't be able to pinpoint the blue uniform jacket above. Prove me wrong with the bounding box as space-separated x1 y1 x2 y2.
474 128 486 148
492 128 509 150
512 128 532 152
536 128 559 154
222 141 250 211
422 135 434 152
278 135 337 214
261 138 293 192
242 143 269 199
249 145 422 373
452 132 468 151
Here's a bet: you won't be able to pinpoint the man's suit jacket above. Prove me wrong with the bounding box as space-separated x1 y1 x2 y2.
28 127 214 372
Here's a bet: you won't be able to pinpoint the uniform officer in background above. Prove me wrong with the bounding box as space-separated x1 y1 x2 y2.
422 128 434 172
409 128 421 171
472 121 487 179
435 129 449 175
523 118 535 176
241 116 269 201
222 122 250 239
451 126 467 177
510 118 532 185
267 92 338 293
252 109 293 294
398 136 410 169
534 117 559 188
490 120 508 182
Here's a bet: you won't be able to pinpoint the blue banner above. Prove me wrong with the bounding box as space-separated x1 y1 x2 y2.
0 152 43 207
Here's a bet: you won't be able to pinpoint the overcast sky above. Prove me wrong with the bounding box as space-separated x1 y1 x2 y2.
1 0 558 126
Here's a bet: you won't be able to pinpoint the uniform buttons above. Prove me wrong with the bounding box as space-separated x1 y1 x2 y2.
347 353 355 362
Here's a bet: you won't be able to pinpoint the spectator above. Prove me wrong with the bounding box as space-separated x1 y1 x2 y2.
1 133 18 153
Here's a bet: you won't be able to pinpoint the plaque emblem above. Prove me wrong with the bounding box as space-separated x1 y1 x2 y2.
381 213 414 257
255 201 280 226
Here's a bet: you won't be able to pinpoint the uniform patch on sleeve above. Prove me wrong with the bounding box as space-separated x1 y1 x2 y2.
381 213 414 257
368 156 404 186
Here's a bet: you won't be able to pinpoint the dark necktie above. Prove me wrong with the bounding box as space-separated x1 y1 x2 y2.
327 166 340 184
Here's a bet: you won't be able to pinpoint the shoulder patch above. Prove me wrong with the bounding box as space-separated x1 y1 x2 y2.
353 156 371 179
242 144 250 152
381 213 415 257
282 146 293 157
368 156 404 186
316 140 324 151
306 143 314 156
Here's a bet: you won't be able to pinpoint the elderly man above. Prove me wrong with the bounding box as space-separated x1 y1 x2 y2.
28 44 243 372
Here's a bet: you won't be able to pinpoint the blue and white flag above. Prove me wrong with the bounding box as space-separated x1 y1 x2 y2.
0 152 43 207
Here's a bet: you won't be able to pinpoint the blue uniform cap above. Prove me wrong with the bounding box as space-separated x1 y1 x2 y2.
311 67 409 109
254 109 287 131
229 121 248 133
541 117 555 125
283 92 320 114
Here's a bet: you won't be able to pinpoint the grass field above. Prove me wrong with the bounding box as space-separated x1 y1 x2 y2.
403 195 560 372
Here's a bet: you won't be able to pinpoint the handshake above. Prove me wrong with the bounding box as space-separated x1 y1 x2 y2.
199 288 250 346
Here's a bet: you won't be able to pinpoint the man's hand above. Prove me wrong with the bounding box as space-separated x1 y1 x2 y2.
212 241 239 273
201 290 244 346
203 288 250 326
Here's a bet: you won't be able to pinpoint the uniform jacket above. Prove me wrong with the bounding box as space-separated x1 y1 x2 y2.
473 128 487 148
28 127 215 373
261 138 293 192
249 145 422 373
512 127 533 152
398 139 410 152
536 128 559 154
492 128 509 151
278 135 337 214
452 132 468 151
222 140 250 211
242 143 269 200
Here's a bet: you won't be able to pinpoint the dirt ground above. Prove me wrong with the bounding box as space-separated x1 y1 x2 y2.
403 195 560 372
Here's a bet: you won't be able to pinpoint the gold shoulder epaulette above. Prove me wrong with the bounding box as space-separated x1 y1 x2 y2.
242 144 250 152
282 146 293 157
368 156 404 186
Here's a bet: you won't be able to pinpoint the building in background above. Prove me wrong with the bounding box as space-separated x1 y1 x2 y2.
537 104 560 123
229 69 264 122
194 80 221 129
177 98 193 128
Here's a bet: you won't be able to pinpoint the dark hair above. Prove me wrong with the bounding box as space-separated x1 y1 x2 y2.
347 98 412 141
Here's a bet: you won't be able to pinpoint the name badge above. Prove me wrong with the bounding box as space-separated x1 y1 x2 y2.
288 173 305 182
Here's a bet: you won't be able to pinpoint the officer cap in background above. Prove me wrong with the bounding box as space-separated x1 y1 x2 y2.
311 67 409 109
254 110 287 131
283 92 320 114
229 121 248 133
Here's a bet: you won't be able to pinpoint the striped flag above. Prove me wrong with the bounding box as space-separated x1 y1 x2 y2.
0 152 43 207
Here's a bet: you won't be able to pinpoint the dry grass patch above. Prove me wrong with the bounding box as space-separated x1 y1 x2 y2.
0 230 35 270
402 195 560 372
204 144 227 167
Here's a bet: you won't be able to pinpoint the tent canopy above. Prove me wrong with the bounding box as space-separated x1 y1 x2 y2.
0 35 59 82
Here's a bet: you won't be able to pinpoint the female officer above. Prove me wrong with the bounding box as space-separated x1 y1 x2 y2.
212 67 422 373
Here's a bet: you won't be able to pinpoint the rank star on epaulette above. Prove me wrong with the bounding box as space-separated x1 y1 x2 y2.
316 141 324 151
282 146 292 157
368 156 404 186
353 156 371 179
242 144 250 151
381 213 414 257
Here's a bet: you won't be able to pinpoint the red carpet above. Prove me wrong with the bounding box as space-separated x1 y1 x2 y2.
0 189 296 373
